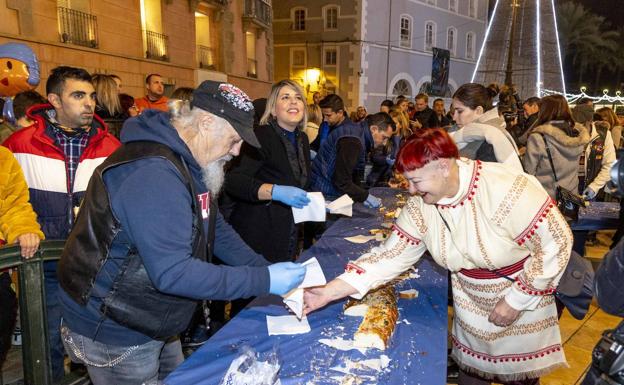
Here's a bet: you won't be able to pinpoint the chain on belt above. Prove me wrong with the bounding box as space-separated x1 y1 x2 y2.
61 325 139 368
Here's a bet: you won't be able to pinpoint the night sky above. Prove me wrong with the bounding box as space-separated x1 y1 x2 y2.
487 0 624 28
576 0 624 28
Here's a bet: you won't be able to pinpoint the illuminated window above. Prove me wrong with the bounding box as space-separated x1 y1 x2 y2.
246 31 257 78
140 0 168 61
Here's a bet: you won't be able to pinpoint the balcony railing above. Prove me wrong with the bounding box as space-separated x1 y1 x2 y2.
197 45 216 70
243 0 271 29
247 58 257 78
57 7 98 48
145 30 169 62
206 0 230 6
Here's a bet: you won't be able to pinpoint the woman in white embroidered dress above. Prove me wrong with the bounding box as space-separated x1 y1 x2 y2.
304 128 571 385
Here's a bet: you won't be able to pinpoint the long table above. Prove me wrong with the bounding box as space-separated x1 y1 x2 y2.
165 188 449 385
571 201 620 231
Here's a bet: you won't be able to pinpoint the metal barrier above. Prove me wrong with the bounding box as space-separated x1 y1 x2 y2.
0 240 69 385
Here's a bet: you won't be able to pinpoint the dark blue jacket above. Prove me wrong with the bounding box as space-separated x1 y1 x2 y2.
59 111 271 345
310 119 371 199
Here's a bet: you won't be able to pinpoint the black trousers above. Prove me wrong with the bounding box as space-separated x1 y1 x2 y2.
0 272 17 368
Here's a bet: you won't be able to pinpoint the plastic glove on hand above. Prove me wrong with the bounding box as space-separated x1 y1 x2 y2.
363 193 382 208
310 149 317 160
583 187 597 201
386 156 395 166
272 185 311 208
268 262 306 296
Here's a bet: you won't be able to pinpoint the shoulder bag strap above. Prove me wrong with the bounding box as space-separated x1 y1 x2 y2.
540 133 559 182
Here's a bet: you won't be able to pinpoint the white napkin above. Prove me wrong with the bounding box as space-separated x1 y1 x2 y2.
266 315 311 335
292 192 326 224
326 194 354 217
344 235 376 244
283 258 327 319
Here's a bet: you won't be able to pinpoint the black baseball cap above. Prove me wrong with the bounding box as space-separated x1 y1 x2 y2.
191 81 260 148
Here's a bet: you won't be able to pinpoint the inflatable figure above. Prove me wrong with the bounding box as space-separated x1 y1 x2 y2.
0 43 40 122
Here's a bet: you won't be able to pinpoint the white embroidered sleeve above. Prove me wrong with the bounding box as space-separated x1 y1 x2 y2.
502 186 572 311
338 200 428 299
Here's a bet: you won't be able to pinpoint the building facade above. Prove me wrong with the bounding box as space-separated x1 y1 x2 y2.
273 0 488 111
0 0 273 99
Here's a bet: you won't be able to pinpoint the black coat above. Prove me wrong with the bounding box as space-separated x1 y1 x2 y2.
225 120 311 263
594 237 624 317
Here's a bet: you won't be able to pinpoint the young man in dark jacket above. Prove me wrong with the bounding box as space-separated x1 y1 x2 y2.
57 81 306 385
310 110 394 207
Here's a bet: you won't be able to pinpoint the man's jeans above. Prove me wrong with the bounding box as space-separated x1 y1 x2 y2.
61 325 183 385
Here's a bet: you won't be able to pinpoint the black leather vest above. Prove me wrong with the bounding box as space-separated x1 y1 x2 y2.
58 141 216 339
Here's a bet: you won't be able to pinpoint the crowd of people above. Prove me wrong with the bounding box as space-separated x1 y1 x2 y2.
0 63 622 385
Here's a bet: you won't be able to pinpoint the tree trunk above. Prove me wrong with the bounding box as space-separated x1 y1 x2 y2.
594 66 603 92
578 59 585 86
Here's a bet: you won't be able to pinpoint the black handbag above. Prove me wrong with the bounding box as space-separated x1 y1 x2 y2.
541 134 586 222
555 250 594 320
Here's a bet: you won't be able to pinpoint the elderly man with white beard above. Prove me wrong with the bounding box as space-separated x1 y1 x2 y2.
57 81 306 385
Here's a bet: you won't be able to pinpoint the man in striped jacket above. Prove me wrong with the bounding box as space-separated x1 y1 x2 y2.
3 66 120 381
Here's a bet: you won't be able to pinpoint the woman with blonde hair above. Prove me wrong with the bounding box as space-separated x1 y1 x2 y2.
597 106 622 149
226 79 311 263
389 107 412 139
304 103 322 144
92 74 122 119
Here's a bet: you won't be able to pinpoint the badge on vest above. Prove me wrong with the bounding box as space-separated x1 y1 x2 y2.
197 192 210 219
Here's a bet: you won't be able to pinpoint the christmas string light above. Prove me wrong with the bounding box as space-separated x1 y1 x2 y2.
541 88 624 105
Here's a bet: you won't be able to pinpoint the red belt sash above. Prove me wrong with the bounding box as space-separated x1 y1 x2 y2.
459 256 528 279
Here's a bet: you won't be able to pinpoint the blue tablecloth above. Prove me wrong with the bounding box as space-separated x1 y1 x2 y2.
571 201 620 231
166 189 448 385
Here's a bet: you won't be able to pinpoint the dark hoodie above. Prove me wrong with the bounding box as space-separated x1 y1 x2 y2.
59 110 270 345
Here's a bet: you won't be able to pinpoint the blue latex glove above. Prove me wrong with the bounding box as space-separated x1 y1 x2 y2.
363 193 382 208
268 262 306 296
272 185 311 208
386 156 395 166
583 187 597 200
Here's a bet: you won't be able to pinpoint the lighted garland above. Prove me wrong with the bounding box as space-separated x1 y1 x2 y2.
541 87 624 105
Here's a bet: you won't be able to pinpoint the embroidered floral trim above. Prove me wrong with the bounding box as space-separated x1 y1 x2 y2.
391 224 421 246
452 336 562 363
218 84 253 111
345 263 366 275
514 274 556 296
514 198 555 246
437 160 481 209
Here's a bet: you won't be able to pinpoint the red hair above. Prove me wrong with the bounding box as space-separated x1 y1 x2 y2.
395 128 459 172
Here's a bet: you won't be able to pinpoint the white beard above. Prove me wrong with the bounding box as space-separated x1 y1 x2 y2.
201 155 232 196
